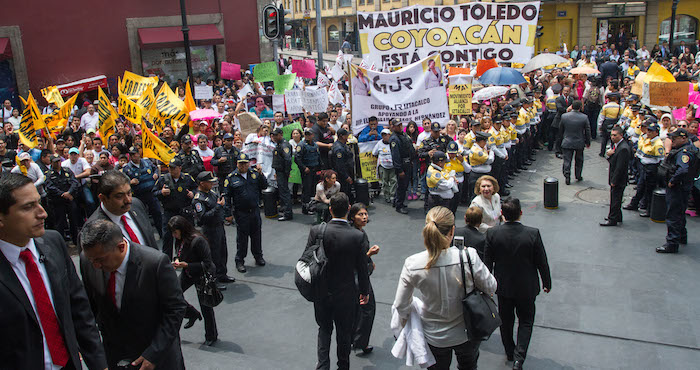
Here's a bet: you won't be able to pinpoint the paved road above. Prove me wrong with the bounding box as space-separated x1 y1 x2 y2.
80 139 700 369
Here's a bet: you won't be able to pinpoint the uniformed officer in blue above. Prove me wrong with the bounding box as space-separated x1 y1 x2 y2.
176 135 205 178
295 128 321 215
389 118 415 214
122 146 162 237
194 171 234 287
155 157 197 259
45 154 81 244
224 153 268 273
271 128 294 221
211 133 240 190
657 128 698 254
331 128 355 203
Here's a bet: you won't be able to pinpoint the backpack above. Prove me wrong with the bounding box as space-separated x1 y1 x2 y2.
295 223 329 302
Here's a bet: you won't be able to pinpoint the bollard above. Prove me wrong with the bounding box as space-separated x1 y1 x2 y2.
543 177 559 209
355 178 370 206
650 188 666 223
262 186 278 219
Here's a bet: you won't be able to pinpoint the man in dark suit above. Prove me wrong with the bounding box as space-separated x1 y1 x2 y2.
601 126 631 226
306 192 369 370
559 100 592 184
86 170 159 250
552 85 573 156
599 57 620 84
454 206 486 259
0 173 107 370
79 219 186 370
485 197 551 370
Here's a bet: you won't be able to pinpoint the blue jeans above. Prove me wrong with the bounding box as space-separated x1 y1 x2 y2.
81 185 96 215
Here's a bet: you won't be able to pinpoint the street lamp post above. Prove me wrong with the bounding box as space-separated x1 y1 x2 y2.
668 0 680 52
179 0 194 93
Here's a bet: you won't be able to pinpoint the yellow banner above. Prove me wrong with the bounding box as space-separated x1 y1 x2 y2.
40 86 65 106
119 71 159 99
119 94 142 125
358 151 378 183
148 83 189 132
98 87 117 139
43 93 78 132
137 86 155 114
141 122 176 165
18 92 42 148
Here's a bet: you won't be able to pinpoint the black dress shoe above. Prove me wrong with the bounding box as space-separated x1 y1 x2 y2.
656 244 679 253
255 258 266 266
500 189 511 196
396 207 409 214
236 263 247 273
555 153 563 159
184 311 202 329
524 161 533 166
218 275 236 283
513 360 523 370
506 354 514 362
278 215 293 221
204 338 218 346
565 178 571 185
505 183 513 188
576 177 583 182
623 203 638 211
599 220 619 226
215 283 227 291
361 346 374 354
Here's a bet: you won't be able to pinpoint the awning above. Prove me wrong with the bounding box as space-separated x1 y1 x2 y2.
0 38 11 60
138 25 224 49
56 75 108 96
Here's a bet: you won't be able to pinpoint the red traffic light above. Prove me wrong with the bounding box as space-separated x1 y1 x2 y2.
268 11 277 17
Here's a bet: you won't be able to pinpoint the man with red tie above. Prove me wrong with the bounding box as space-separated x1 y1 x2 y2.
86 170 159 251
0 173 107 369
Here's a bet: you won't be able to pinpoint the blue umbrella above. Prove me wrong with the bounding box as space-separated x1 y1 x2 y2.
478 67 527 86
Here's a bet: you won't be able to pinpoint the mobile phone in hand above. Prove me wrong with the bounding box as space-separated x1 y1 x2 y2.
453 236 465 249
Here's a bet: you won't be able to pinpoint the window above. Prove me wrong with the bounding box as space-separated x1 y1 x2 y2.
659 15 698 48
328 25 340 42
359 0 365 4
339 0 351 6
328 0 332 9
367 0 373 4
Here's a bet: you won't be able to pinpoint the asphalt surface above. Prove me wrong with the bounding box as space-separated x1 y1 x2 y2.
79 137 700 369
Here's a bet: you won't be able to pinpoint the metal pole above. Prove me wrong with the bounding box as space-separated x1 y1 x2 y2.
273 38 280 74
306 21 312 56
668 0 679 52
314 0 323 68
179 0 194 93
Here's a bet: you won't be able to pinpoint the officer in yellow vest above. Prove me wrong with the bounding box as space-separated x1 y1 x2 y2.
467 132 494 204
636 122 664 217
444 141 470 213
489 115 510 196
426 151 458 212
599 92 622 157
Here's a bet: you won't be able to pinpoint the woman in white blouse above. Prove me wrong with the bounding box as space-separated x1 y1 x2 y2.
469 175 502 233
393 206 496 370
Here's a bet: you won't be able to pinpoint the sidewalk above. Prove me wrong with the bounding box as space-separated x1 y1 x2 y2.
278 47 363 66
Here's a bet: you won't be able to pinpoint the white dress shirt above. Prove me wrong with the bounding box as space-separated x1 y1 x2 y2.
80 111 99 131
112 240 130 310
101 203 146 246
0 239 62 370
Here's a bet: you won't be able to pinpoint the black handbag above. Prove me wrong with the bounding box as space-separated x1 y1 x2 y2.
195 271 224 308
459 247 502 341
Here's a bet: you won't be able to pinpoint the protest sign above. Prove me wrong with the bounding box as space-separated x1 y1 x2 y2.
237 84 254 99
357 141 379 183
328 83 344 105
291 59 317 79
357 1 541 67
317 72 330 87
119 95 142 125
97 87 117 139
649 82 690 107
253 62 279 82
120 71 158 99
330 63 345 81
40 86 64 106
241 139 275 180
18 92 42 148
284 90 304 114
631 72 645 96
302 88 329 113
272 94 285 113
274 73 297 94
194 85 214 100
237 112 262 138
221 62 242 80
141 123 176 165
350 54 449 134
673 107 687 121
448 75 473 115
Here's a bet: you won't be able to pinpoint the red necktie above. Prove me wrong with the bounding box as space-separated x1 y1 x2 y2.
108 271 117 308
120 215 141 244
19 250 69 367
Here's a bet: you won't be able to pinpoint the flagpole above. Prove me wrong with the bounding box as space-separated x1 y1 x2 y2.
179 0 194 94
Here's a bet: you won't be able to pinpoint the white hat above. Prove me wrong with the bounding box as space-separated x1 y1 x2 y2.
380 128 391 135
18 152 31 161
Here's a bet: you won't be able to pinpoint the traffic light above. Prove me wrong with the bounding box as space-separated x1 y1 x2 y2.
263 4 279 40
536 25 544 38
279 5 292 38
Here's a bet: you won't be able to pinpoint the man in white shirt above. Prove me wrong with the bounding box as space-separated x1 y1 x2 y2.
80 104 99 132
2 100 12 123
62 147 96 214
416 118 432 146
636 45 650 63
11 152 45 197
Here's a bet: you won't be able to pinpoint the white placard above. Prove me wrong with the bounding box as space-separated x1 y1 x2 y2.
194 85 213 100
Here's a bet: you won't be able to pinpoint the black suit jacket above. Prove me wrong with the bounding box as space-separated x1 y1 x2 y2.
306 220 369 296
484 222 551 299
86 197 159 250
454 225 486 259
0 230 107 370
80 243 186 369
559 111 592 149
608 139 631 186
552 94 572 128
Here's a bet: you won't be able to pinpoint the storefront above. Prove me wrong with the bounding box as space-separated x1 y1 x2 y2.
658 14 698 47
592 3 646 47
0 38 19 109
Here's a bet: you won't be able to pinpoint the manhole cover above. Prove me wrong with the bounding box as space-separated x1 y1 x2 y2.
575 187 610 204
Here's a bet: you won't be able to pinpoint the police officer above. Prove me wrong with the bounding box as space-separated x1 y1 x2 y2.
467 131 495 204
155 158 197 259
599 92 622 157
176 135 205 178
331 128 355 203
224 153 268 273
193 171 234 287
489 115 510 196
417 122 453 211
211 133 240 190
295 128 321 215
45 154 81 244
637 121 664 217
122 146 162 237
444 141 470 214
426 151 458 211
271 128 293 221
657 128 698 253
389 118 414 214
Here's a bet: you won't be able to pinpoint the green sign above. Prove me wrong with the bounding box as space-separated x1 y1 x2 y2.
274 73 297 94
253 62 279 82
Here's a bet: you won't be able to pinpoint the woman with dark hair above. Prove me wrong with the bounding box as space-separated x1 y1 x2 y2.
168 215 219 346
405 121 421 200
348 203 380 354
312 169 340 223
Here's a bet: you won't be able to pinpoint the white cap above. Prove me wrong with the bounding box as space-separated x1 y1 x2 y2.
18 152 31 161
381 128 391 135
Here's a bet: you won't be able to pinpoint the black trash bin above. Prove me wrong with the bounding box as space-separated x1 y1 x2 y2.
263 186 278 219
355 178 370 206
650 188 666 223
544 177 558 209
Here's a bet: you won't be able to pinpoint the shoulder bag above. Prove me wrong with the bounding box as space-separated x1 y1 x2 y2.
196 270 224 307
459 247 502 341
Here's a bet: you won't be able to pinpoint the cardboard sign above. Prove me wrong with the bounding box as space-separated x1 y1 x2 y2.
291 59 316 79
194 85 214 100
649 82 690 107
237 112 262 138
253 62 279 82
221 62 242 80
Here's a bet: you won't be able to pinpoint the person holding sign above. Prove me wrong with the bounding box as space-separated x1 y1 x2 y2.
252 96 274 119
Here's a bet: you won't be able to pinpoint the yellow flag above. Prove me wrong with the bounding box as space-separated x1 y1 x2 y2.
184 79 197 113
118 94 142 125
140 122 176 164
18 92 42 148
43 93 78 132
643 62 676 83
120 71 159 99
40 86 65 106
97 87 117 139
148 83 189 133
137 87 155 114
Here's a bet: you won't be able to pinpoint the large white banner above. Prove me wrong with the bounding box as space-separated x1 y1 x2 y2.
350 54 449 135
357 1 541 67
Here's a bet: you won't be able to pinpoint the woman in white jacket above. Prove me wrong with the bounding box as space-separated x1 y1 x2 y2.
393 206 497 370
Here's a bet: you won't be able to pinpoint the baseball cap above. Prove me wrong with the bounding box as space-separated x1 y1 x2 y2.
17 152 31 161
446 141 459 154
68 147 80 155
237 153 250 162
389 118 402 126
380 129 391 135
272 128 284 136
180 136 192 144
223 133 234 140
51 154 62 162
668 128 688 138
432 151 447 162
197 171 218 183
169 158 183 167
303 128 314 136
336 128 349 136
430 122 441 132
